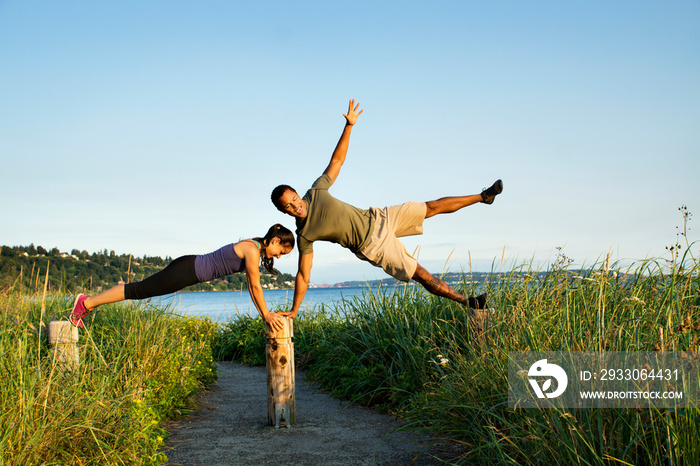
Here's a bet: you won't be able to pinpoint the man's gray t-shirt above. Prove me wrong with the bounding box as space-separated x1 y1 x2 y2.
295 175 374 255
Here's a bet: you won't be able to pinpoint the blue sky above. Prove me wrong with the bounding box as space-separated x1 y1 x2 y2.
1 1 698 284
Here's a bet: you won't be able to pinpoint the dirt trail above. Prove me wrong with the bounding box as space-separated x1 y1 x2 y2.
163 362 459 465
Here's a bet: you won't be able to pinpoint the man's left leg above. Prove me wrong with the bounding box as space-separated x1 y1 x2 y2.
424 180 502 218
360 202 490 308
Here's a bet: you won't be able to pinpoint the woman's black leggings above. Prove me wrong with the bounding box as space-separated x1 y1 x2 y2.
123 255 201 300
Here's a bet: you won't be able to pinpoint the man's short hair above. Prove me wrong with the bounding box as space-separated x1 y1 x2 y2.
271 184 296 211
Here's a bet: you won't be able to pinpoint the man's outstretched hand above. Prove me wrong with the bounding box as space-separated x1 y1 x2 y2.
277 310 298 320
343 98 363 126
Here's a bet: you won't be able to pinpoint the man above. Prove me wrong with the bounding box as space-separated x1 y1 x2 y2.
271 99 502 318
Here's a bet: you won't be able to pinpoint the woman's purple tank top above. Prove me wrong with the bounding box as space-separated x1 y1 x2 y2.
194 243 246 282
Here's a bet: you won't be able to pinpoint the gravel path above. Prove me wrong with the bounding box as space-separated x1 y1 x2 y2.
162 362 460 465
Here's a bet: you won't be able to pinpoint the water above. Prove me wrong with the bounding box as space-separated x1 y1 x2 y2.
155 285 386 322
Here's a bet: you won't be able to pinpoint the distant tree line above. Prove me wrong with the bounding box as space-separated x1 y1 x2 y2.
0 244 294 294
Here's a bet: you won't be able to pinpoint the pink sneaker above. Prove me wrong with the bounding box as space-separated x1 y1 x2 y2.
69 294 90 328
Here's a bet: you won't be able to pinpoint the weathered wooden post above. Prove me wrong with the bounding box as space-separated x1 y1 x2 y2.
265 316 295 428
48 321 79 369
469 309 492 333
469 308 493 349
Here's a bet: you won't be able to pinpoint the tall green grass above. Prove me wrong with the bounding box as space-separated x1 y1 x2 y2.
0 279 217 465
217 244 699 464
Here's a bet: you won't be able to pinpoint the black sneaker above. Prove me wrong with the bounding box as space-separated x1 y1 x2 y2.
481 179 503 204
467 292 487 309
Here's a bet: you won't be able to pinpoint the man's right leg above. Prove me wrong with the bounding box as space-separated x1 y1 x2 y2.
411 264 486 308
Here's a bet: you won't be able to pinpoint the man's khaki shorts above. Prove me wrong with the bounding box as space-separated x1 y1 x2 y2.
355 202 426 282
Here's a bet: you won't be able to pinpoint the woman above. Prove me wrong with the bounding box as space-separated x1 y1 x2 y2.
69 223 295 332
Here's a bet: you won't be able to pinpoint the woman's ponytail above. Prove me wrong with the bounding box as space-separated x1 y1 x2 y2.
253 224 295 274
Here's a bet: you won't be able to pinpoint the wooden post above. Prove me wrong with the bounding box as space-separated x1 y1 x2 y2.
469 308 492 349
469 308 492 333
265 316 295 428
48 321 79 369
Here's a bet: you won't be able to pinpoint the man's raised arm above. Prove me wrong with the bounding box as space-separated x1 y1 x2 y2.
322 99 363 184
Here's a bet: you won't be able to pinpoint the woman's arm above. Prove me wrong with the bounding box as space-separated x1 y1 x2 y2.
239 241 285 332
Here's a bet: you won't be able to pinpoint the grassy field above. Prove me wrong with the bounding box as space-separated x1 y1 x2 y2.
3 210 697 464
0 278 217 465
217 243 699 464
